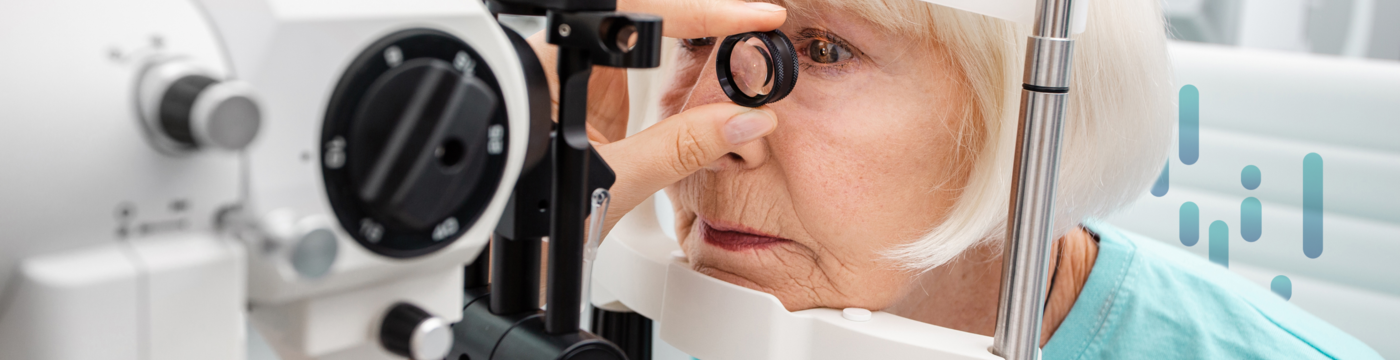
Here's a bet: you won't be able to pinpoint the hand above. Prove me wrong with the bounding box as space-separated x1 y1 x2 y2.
525 0 787 236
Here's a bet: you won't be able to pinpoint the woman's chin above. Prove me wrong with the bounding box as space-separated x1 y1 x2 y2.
693 263 769 293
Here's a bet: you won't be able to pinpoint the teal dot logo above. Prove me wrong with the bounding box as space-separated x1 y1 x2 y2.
1180 201 1199 246
1241 165 1261 190
1272 275 1293 301
1303 153 1324 258
1179 85 1199 165
1151 161 1169 197
1241 197 1261 242
1209 220 1229 268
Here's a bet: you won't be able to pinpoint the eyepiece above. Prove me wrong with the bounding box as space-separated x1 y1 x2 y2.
716 30 797 107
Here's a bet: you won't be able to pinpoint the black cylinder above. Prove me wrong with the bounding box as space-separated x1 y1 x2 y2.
591 308 653 360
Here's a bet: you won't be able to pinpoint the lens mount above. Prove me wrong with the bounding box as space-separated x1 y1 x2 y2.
716 30 798 107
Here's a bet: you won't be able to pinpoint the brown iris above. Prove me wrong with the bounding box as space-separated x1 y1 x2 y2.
807 39 848 64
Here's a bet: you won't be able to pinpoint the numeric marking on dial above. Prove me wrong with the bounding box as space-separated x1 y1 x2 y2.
325 137 346 169
453 51 475 73
384 46 404 67
487 124 504 155
360 218 384 243
432 217 459 241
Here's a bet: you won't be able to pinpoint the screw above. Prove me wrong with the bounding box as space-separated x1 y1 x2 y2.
453 51 475 73
558 24 572 37
384 46 403 67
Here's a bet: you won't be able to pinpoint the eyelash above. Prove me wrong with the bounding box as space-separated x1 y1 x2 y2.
679 37 715 53
793 29 860 76
676 29 861 75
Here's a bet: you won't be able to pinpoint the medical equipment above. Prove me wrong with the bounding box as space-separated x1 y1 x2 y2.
716 30 800 107
0 0 1095 358
0 0 542 358
445 1 664 359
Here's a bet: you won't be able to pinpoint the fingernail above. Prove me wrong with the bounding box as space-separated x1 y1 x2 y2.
744 2 787 12
724 110 776 145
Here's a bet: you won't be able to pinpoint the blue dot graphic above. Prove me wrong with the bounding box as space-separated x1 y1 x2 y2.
1151 161 1169 197
1272 275 1293 301
1180 202 1199 246
1179 85 1200 165
1209 220 1229 268
1303 153 1324 258
1241 197 1261 242
1241 165 1261 190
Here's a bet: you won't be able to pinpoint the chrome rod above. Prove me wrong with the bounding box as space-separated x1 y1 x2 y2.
991 0 1077 359
579 188 611 331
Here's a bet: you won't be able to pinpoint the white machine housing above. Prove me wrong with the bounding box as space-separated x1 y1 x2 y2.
0 0 532 359
0 0 246 359
193 0 531 358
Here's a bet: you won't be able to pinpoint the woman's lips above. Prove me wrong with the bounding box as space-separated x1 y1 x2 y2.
701 219 791 251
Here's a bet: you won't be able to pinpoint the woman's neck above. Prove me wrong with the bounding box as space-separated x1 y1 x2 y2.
886 227 1099 346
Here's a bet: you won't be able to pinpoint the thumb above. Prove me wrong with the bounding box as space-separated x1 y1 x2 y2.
594 104 776 231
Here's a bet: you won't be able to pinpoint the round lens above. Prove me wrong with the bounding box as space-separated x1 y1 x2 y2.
716 30 797 107
729 36 774 97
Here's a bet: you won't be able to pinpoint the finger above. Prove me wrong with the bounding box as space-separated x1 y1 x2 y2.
599 103 777 194
620 0 787 39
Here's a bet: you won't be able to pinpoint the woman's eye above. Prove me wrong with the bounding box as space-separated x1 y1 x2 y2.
807 39 852 64
682 37 716 48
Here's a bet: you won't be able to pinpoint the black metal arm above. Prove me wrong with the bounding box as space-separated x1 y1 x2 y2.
450 2 660 359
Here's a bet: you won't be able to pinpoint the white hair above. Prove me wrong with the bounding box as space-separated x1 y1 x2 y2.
770 0 1176 271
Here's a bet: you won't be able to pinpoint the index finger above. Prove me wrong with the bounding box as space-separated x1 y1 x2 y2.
620 0 787 39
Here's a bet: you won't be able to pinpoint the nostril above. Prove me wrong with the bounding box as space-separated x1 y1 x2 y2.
727 153 744 162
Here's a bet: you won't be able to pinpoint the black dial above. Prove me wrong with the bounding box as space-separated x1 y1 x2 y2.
322 29 510 258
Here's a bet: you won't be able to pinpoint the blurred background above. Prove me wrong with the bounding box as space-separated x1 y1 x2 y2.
1117 0 1400 358
1165 0 1399 59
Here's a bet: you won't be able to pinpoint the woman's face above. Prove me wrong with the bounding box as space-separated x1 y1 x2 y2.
661 8 975 311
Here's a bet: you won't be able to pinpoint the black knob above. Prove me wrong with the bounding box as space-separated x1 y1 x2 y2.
348 58 498 230
380 303 453 360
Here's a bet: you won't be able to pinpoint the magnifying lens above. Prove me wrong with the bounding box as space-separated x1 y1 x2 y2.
716 30 798 107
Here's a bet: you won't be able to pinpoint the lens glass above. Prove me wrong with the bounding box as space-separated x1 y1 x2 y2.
729 36 773 97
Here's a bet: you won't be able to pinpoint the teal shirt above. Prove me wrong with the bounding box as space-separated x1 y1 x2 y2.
1044 221 1381 359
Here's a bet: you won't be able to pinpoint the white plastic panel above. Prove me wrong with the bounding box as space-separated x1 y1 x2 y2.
128 234 247 360
0 244 142 360
598 198 1001 360
917 0 1090 34
0 0 240 310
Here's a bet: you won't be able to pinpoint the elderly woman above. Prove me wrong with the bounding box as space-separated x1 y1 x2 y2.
531 0 1380 358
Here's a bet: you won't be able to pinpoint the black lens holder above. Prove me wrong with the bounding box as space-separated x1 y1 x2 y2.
716 29 798 107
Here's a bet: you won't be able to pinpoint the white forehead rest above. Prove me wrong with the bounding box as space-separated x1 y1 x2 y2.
915 0 1089 34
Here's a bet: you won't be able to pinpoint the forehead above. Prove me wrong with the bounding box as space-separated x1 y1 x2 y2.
769 2 943 72
763 0 935 35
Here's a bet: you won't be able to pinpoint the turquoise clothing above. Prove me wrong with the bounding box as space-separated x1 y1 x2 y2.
1044 221 1381 359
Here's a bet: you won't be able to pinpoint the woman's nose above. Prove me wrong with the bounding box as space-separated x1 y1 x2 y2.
685 52 772 172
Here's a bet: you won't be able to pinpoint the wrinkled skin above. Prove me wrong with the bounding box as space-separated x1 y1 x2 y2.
529 0 1096 343
661 10 976 312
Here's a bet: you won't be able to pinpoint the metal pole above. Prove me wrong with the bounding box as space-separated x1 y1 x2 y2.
991 0 1076 359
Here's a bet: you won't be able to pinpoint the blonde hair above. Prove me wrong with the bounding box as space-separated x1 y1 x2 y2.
769 0 1175 271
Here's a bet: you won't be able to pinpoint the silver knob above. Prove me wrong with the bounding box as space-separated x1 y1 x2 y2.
380 303 453 360
188 80 260 151
137 60 262 153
